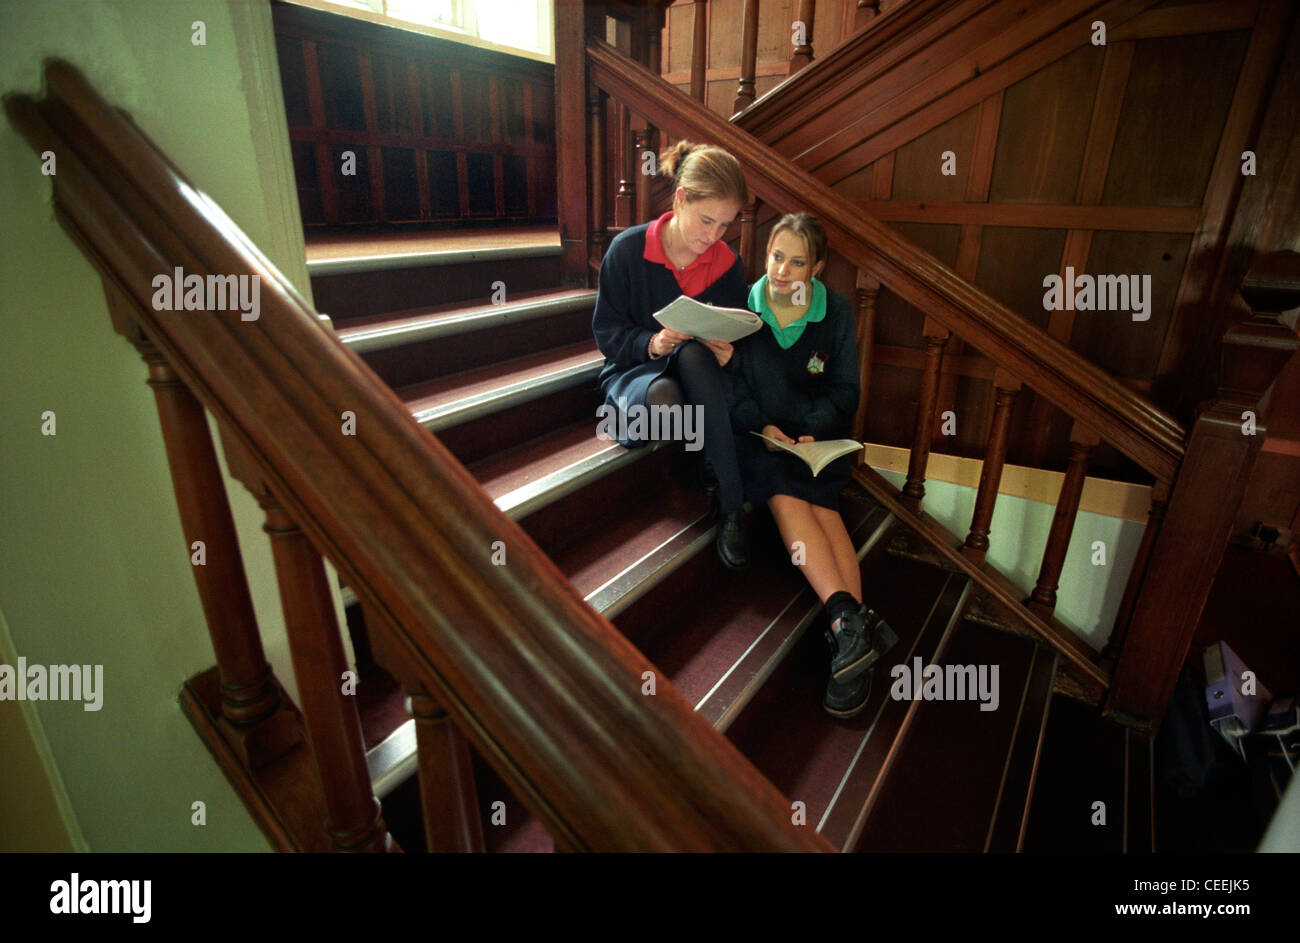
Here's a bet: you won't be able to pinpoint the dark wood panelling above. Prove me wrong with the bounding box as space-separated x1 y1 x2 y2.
1070 231 1192 379
891 105 979 202
709 0 744 67
1102 31 1251 207
987 46 1103 205
973 226 1069 332
272 0 556 229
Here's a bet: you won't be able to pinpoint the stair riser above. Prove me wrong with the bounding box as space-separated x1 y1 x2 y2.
438 384 603 468
429 383 602 467
515 446 686 559
361 307 594 390
313 254 565 322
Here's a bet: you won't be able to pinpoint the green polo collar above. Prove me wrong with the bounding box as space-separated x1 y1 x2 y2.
749 276 827 349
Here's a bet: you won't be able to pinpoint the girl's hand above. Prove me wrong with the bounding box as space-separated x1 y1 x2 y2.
704 339 734 367
649 328 692 358
762 425 795 449
797 435 815 443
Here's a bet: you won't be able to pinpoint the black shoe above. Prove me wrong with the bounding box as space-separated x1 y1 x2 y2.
716 510 749 570
824 606 898 683
825 669 872 719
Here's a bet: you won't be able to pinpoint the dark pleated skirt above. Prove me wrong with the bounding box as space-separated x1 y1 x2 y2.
734 431 854 510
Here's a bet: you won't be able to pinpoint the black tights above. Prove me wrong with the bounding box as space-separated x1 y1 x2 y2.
643 341 744 514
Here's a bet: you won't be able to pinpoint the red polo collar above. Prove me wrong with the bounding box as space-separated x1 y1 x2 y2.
644 211 735 296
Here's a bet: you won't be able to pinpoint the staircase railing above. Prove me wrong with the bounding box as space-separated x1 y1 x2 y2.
5 59 829 852
572 14 1296 729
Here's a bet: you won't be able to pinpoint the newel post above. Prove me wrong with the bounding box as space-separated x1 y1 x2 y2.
1106 309 1298 730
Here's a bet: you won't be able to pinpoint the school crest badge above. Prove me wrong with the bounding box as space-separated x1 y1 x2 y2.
806 351 827 375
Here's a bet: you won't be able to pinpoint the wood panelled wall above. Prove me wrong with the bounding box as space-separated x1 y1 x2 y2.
731 0 1298 485
272 1 556 229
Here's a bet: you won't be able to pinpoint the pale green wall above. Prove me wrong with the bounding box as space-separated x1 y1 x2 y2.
874 469 1144 651
0 0 330 851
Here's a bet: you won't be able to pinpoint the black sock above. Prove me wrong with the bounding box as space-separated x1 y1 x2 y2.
825 591 860 626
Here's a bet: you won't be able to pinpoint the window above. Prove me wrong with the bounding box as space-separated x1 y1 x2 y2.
285 0 554 62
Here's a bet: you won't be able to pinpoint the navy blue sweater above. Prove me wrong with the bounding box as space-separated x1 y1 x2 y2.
591 222 749 391
728 286 860 440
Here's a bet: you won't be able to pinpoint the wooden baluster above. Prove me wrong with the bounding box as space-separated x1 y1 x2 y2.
962 370 1022 564
366 616 484 852
902 320 949 511
1027 422 1100 618
734 0 759 114
105 291 297 768
854 1 882 30
851 270 881 443
1099 479 1171 674
589 86 607 267
633 124 654 224
690 0 708 103
615 102 634 228
739 201 756 277
791 0 816 73
646 3 664 75
212 416 391 853
409 689 486 852
260 496 393 852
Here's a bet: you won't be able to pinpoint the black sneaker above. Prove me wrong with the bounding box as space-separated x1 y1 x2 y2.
825 606 898 683
716 510 749 570
825 669 872 719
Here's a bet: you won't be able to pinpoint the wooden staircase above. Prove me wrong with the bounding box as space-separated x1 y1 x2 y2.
307 232 1088 852
11 0 1292 851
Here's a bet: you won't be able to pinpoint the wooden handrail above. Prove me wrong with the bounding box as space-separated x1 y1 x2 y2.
5 59 828 852
588 38 1187 482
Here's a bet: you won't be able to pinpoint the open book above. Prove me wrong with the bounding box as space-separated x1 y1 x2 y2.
653 295 763 343
751 433 863 477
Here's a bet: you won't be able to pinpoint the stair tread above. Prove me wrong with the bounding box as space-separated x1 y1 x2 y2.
551 479 711 604
470 420 614 501
721 551 961 840
852 619 1045 852
618 494 885 721
398 341 603 428
694 503 894 730
306 226 562 274
337 288 596 350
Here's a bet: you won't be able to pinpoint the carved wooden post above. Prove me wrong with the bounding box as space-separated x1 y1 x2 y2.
409 689 486 853
851 270 881 443
902 320 949 510
366 617 485 853
1107 310 1298 729
734 0 759 114
791 0 816 73
1027 422 1099 618
854 1 881 29
634 124 654 223
261 501 392 852
216 424 392 853
589 85 607 266
646 3 664 75
691 0 708 103
615 103 634 228
1100 479 1171 674
962 370 1022 564
104 288 297 768
739 201 757 277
